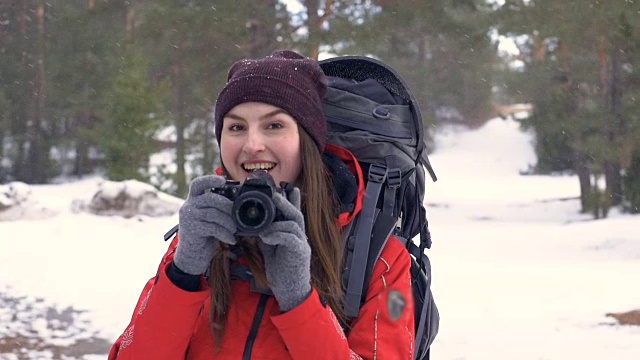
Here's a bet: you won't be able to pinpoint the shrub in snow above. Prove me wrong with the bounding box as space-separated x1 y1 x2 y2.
79 179 182 218
0 181 31 210
0 182 57 221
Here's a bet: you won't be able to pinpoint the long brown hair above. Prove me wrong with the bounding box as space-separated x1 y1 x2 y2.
209 125 345 348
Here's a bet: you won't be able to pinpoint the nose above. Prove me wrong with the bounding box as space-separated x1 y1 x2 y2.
242 128 266 154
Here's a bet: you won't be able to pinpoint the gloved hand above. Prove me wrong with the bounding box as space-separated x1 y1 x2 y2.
173 175 237 275
258 188 312 312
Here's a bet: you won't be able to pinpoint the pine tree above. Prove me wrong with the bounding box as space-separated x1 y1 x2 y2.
495 0 640 215
0 0 56 183
301 0 498 152
99 49 164 182
136 0 286 195
46 0 129 178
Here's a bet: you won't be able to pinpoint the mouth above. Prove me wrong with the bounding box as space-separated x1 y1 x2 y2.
242 162 276 172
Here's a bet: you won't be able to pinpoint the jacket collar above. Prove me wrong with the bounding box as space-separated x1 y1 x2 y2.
324 144 364 228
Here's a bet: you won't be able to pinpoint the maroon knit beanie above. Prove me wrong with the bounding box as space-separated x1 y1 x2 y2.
214 50 328 151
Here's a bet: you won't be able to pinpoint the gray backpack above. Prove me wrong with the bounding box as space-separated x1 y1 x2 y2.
319 56 440 360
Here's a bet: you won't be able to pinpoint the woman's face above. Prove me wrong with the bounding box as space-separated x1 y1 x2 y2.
220 102 302 186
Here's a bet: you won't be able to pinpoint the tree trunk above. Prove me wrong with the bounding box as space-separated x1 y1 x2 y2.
532 33 547 64
248 0 278 58
304 0 333 59
607 46 624 205
202 98 216 175
24 0 48 183
13 0 30 180
125 0 136 43
574 150 592 212
595 21 623 207
35 0 47 181
172 61 188 196
72 2 98 177
558 39 594 212
73 111 92 176
603 161 621 206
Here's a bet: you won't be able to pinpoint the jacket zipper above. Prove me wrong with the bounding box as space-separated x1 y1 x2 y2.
242 294 270 360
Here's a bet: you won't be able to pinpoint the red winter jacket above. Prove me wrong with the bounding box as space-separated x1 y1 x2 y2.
109 145 415 360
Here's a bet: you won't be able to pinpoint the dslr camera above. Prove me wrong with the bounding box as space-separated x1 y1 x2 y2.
211 170 288 236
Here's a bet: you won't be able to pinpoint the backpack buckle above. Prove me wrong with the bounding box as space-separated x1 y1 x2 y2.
372 106 391 119
387 168 401 189
368 164 387 183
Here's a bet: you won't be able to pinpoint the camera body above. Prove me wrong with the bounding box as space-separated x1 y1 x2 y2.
211 170 286 236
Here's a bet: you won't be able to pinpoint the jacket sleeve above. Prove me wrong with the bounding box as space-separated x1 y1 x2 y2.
271 236 415 360
108 235 209 360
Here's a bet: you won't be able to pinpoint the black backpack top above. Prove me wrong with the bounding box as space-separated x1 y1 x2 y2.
319 55 440 360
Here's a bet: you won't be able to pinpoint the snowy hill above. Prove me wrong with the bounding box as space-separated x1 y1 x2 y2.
1 117 639 359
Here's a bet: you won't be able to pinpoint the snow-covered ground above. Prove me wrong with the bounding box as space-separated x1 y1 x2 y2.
1 117 639 359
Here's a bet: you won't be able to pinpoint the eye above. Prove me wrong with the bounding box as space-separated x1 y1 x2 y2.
267 122 284 130
227 123 245 132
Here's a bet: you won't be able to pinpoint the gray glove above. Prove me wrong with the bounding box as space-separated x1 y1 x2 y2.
174 175 237 275
258 188 312 312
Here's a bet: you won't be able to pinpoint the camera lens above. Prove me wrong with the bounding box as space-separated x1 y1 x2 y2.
233 191 276 234
237 199 266 227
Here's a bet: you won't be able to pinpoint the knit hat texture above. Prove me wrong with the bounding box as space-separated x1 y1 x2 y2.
214 50 328 151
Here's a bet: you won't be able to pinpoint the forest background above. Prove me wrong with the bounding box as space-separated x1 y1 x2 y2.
1 0 640 218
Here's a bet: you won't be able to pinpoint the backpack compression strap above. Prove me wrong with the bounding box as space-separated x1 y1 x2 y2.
408 240 435 358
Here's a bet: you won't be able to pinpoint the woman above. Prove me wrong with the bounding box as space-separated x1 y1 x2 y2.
109 50 415 359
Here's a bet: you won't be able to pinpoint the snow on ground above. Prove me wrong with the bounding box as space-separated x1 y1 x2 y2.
427 118 640 360
1 117 639 359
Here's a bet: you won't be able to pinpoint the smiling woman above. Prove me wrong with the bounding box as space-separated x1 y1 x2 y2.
108 50 416 360
219 103 302 187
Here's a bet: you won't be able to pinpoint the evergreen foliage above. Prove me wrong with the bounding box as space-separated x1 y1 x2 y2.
495 0 640 216
100 49 164 182
0 0 638 212
316 0 499 143
135 0 286 195
46 0 127 178
624 148 640 214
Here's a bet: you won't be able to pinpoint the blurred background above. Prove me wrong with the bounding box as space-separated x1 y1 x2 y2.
2 1 640 359
1 0 639 217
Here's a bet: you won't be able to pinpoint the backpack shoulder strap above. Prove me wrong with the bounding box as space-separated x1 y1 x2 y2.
344 163 395 317
358 212 398 303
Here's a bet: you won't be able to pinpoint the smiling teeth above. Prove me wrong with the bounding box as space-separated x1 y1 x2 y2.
243 163 275 171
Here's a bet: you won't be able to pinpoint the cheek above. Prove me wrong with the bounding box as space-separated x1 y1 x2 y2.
282 143 303 180
219 138 238 166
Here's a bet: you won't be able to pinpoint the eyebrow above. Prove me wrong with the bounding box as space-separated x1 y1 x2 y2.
224 109 289 121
